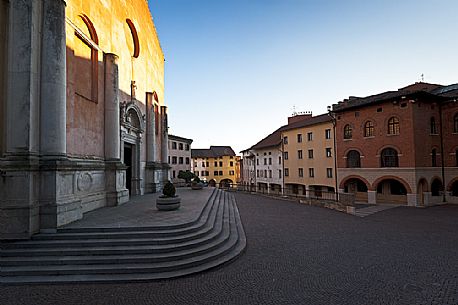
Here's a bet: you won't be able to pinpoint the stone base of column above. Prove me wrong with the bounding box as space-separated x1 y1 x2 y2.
0 155 41 239
1 157 132 240
368 190 377 204
407 194 418 207
105 161 129 207
145 162 171 193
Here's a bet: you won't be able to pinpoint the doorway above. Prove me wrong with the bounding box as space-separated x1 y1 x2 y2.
124 143 133 195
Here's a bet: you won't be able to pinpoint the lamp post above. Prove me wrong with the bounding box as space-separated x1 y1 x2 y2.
328 106 339 202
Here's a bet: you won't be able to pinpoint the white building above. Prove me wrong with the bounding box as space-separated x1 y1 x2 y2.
241 128 284 194
168 135 193 183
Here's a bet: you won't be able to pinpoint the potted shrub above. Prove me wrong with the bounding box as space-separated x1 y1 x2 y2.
191 177 203 190
156 181 181 211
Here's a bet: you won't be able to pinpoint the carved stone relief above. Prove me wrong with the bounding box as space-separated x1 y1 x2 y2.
77 172 93 192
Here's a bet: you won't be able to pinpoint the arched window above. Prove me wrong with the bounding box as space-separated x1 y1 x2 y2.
344 124 352 139
126 19 140 58
346 150 361 168
454 114 458 133
432 149 437 167
430 117 437 134
74 14 99 102
364 121 374 137
380 147 399 167
387 117 400 135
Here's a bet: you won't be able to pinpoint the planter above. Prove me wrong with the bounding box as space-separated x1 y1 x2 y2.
191 183 203 190
156 196 181 211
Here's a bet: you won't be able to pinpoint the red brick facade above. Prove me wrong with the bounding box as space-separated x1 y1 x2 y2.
333 82 458 206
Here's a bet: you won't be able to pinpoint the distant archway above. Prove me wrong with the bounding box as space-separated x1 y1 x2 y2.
220 179 233 188
375 178 408 204
208 179 216 187
431 178 443 197
417 178 428 206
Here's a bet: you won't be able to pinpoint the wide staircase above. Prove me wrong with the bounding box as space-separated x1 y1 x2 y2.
0 189 246 284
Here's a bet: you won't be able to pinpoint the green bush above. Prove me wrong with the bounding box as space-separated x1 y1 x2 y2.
193 176 201 183
163 181 176 197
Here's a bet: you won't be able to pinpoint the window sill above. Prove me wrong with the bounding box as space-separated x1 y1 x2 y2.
386 134 399 137
364 136 375 139
343 138 353 141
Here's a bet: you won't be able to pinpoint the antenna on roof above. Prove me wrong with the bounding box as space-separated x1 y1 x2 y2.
420 73 425 82
292 105 297 116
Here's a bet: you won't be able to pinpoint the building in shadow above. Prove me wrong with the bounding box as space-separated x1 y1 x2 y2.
0 0 169 239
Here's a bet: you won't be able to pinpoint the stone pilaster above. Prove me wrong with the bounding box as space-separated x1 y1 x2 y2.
161 106 168 164
1 0 42 239
144 92 158 192
160 106 170 185
103 53 128 206
40 0 67 157
104 53 120 160
146 92 156 163
38 0 75 231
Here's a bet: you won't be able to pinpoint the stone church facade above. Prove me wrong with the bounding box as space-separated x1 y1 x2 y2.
0 0 169 239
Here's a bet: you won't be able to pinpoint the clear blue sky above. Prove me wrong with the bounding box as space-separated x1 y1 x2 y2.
149 0 458 154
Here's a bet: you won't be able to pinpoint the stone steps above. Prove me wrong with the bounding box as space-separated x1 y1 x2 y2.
0 189 246 284
354 204 401 217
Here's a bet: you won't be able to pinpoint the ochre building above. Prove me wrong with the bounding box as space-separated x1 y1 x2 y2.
191 146 238 187
0 0 168 239
282 113 335 196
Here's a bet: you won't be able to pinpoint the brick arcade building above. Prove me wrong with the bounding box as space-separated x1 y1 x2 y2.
0 0 169 239
332 82 458 206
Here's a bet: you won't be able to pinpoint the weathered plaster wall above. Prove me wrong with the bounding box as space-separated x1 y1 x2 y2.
65 0 164 158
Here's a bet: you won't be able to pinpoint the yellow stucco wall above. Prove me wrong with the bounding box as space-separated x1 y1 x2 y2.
65 0 164 157
193 156 238 184
283 121 335 189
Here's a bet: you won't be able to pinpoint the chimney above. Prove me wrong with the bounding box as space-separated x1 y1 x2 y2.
288 111 312 125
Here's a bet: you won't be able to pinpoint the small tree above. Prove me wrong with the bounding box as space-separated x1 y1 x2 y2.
178 170 195 184
162 181 176 197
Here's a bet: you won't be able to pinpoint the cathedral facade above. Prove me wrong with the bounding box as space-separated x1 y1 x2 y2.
0 0 169 239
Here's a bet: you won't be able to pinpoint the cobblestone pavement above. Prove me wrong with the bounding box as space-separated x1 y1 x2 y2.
2 193 458 305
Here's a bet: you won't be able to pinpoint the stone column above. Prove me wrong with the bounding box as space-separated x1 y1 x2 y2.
368 190 377 204
104 53 120 160
407 194 418 207
1 0 43 239
146 93 156 162
160 106 168 163
39 0 67 157
103 53 128 206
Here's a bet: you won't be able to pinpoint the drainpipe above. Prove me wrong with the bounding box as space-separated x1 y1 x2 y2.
328 107 339 202
281 132 285 195
439 102 446 202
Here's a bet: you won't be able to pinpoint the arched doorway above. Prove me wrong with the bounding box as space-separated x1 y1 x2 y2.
417 179 428 206
431 179 443 197
376 178 407 204
343 178 369 202
220 179 233 188
208 179 216 187
120 102 145 196
450 180 458 197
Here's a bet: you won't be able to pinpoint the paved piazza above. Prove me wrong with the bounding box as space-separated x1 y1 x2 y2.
2 193 458 305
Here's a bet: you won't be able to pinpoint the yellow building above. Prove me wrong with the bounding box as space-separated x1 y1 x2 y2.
282 113 335 196
191 146 238 187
